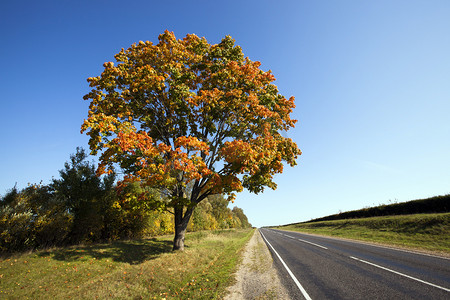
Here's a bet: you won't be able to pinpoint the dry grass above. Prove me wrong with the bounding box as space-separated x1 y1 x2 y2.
0 229 253 299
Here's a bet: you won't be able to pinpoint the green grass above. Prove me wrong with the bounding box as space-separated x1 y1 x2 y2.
275 213 450 254
0 228 254 299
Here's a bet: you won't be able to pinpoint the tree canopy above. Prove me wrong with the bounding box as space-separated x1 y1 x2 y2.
81 31 300 250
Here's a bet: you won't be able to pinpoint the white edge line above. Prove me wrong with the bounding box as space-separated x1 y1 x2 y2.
260 230 313 300
350 256 450 293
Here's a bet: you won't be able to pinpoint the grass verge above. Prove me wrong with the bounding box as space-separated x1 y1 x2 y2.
275 213 450 254
0 228 254 299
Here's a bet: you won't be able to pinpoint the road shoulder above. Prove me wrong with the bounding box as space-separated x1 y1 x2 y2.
224 229 291 300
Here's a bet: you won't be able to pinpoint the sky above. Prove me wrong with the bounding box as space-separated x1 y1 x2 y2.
1 0 449 227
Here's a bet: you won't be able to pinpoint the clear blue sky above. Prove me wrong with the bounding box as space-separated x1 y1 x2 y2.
1 1 449 227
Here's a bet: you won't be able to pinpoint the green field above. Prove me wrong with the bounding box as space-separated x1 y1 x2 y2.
0 229 253 299
275 213 450 254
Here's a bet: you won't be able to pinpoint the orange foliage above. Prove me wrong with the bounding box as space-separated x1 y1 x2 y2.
82 30 301 207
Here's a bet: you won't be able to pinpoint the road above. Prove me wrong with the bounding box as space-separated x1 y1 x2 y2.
259 228 450 300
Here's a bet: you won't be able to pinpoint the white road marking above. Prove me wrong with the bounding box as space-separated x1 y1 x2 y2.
276 229 450 260
280 232 328 249
297 238 328 250
260 230 313 300
350 256 450 293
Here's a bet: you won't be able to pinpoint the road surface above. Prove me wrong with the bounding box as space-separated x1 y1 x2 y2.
259 228 450 299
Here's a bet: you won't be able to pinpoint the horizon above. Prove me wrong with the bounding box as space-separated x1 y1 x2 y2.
2 1 449 228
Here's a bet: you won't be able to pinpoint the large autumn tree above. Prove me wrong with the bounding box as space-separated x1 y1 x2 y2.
82 31 300 250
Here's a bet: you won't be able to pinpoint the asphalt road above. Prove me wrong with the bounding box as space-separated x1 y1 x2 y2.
259 228 450 300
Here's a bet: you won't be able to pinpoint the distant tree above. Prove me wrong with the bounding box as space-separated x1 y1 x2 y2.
208 194 232 229
232 206 251 228
81 30 300 250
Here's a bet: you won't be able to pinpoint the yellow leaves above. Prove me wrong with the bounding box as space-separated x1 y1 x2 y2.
96 163 107 176
81 112 124 138
220 140 255 166
86 76 100 87
103 62 114 68
114 131 155 155
103 131 212 190
157 143 171 153
82 30 300 201
191 89 224 111
218 129 296 191
174 136 209 155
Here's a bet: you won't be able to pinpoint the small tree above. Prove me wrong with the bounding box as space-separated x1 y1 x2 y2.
52 147 116 242
82 31 300 250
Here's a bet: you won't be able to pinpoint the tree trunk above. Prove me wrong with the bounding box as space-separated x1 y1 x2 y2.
173 206 194 251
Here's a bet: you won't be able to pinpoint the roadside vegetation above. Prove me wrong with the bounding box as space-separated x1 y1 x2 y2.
275 195 450 254
276 213 450 254
0 148 252 254
0 228 253 299
1 148 254 298
306 194 450 222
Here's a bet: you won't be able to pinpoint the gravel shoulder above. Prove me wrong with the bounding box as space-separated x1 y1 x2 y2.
224 229 291 300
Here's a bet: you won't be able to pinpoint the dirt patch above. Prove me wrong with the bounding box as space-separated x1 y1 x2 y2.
224 229 291 300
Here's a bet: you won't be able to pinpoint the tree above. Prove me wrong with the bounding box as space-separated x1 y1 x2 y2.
232 206 252 228
51 148 152 241
51 147 113 241
50 147 148 242
208 194 230 227
81 30 301 250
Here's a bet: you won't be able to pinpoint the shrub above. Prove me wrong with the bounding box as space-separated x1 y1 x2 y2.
0 185 72 252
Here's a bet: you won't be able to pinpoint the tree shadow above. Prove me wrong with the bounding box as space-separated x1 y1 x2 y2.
37 237 173 265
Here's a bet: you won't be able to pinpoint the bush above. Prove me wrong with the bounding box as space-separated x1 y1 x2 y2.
0 185 72 252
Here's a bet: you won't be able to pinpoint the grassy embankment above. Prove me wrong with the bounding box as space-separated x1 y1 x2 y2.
276 213 450 254
0 228 253 299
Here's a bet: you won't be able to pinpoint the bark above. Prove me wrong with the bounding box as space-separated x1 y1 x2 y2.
173 206 194 251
